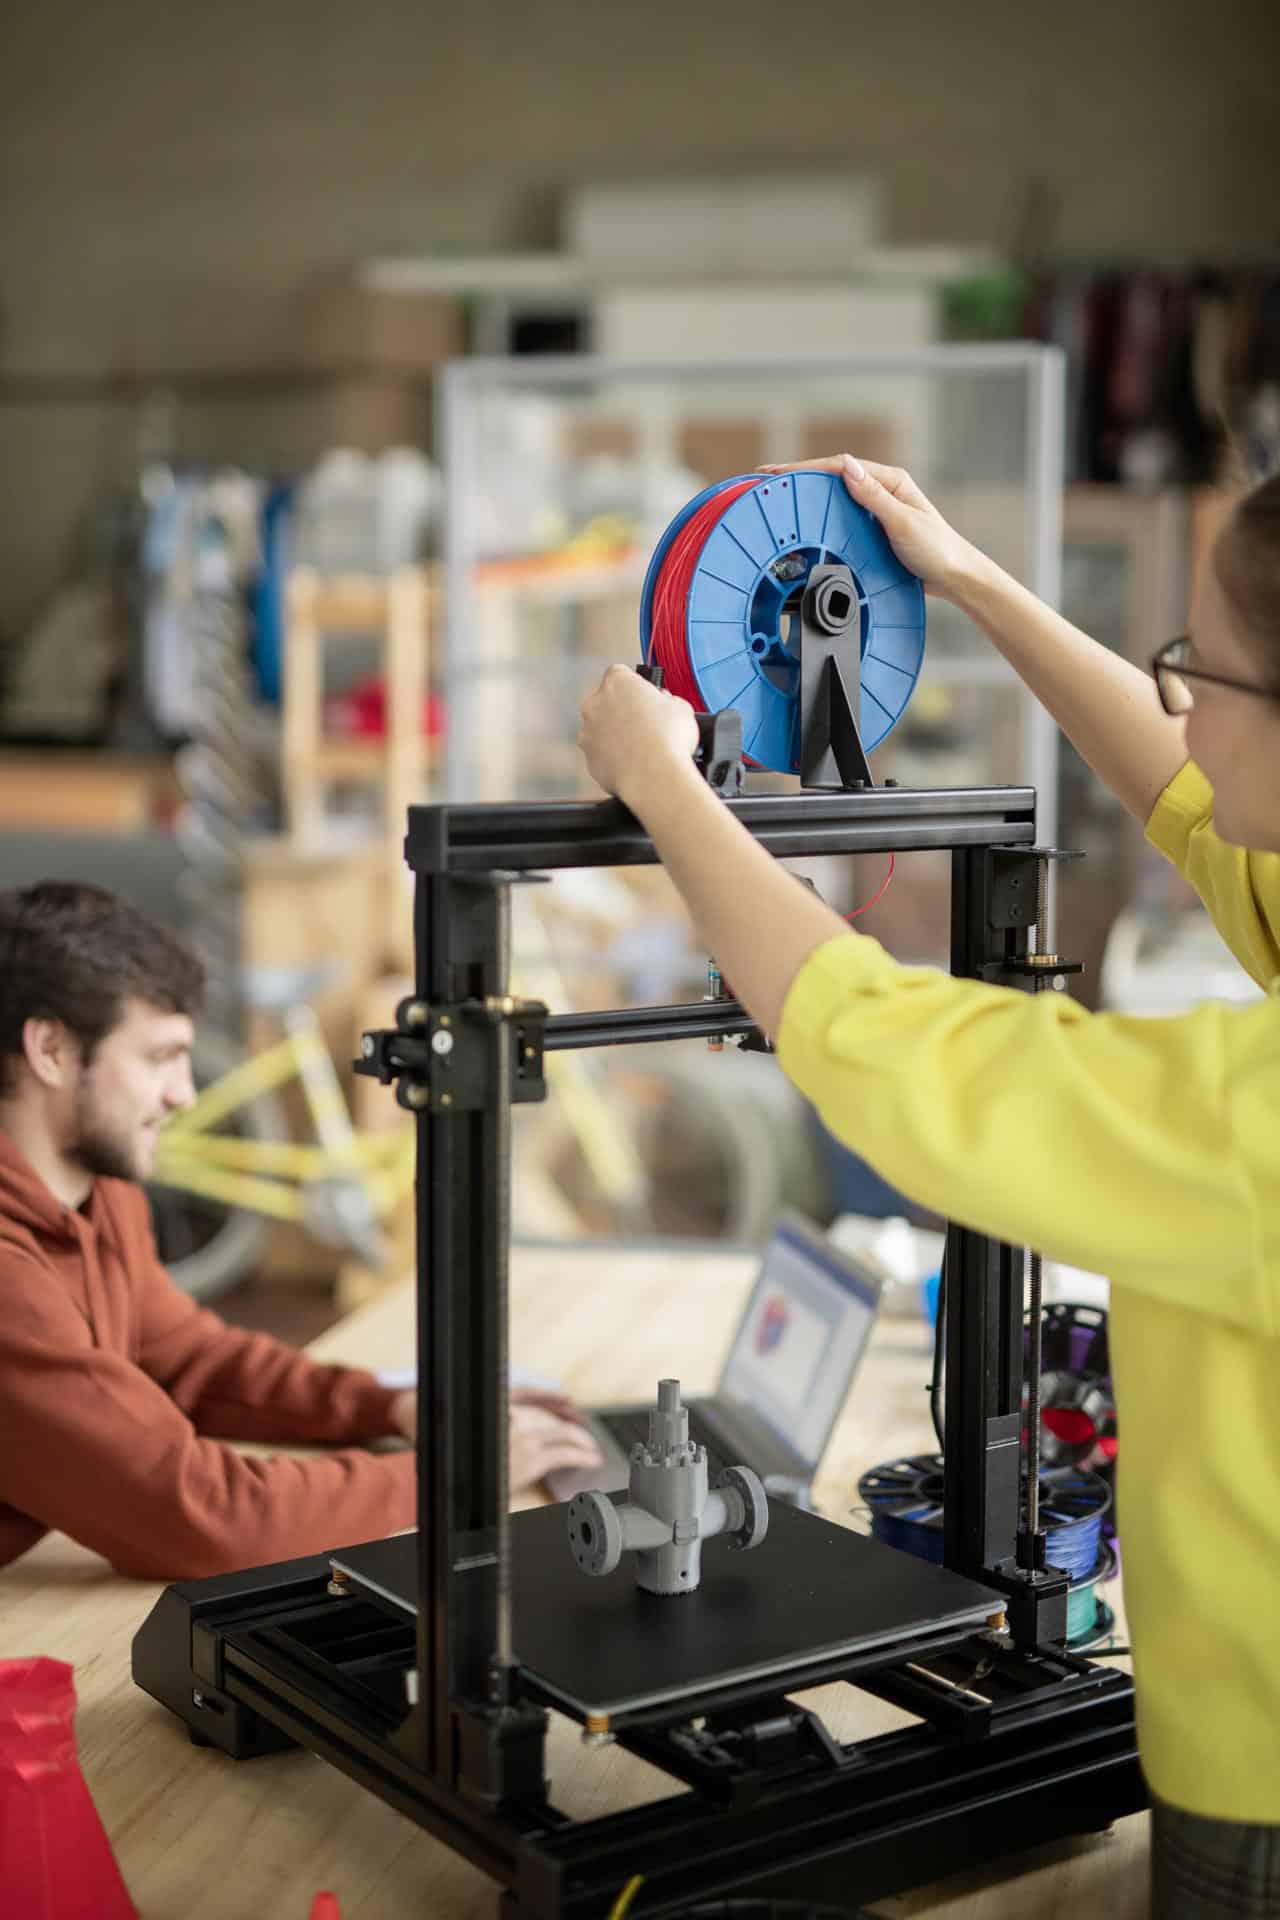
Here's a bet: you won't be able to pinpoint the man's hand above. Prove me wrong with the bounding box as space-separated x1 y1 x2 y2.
388 1386 603 1494
509 1387 603 1492
578 664 701 805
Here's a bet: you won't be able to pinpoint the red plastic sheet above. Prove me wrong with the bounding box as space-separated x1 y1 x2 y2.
0 1658 136 1919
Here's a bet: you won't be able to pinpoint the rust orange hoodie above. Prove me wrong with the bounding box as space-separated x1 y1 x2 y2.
0 1130 416 1579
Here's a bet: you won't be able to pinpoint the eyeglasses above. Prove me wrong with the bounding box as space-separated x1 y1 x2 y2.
1150 635 1280 717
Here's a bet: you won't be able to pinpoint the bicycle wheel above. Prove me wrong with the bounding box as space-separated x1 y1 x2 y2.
534 1043 828 1241
146 1031 289 1302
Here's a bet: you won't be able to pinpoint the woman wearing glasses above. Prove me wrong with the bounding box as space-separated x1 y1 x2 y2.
579 461 1280 1920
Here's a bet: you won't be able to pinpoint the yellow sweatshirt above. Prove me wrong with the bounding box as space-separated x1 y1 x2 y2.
777 761 1280 1823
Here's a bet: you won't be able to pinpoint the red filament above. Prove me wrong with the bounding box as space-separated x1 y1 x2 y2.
647 478 761 712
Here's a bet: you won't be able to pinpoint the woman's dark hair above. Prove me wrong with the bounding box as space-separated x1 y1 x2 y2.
1214 470 1280 670
0 881 204 1091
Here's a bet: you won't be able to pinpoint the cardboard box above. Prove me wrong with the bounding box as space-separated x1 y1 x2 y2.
311 376 433 454
296 276 465 376
677 418 766 482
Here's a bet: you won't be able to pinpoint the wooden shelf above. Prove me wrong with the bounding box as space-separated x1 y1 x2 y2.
311 738 437 782
470 550 644 602
0 752 180 832
305 572 442 629
283 566 432 972
294 552 640 630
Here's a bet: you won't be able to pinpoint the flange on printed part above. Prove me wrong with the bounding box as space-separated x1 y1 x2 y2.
566 1379 768 1595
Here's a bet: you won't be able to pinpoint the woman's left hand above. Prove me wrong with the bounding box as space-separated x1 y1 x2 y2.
578 665 700 804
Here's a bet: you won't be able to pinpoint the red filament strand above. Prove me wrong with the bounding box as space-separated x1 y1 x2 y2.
648 479 760 711
845 853 895 921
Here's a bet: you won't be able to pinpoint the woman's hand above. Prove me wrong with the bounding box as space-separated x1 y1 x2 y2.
578 664 701 804
758 454 980 600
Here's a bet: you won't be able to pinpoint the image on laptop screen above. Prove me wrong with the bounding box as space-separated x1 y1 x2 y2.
719 1214 881 1470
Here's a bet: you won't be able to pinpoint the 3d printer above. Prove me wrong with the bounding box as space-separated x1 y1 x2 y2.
133 470 1143 1917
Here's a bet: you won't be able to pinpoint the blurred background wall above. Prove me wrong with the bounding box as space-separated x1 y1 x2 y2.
3 0 1278 635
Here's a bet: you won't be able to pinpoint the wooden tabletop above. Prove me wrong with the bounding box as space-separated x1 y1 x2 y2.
0 1240 1146 1920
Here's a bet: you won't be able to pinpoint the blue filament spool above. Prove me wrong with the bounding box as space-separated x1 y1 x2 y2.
639 470 926 773
857 1454 1111 1585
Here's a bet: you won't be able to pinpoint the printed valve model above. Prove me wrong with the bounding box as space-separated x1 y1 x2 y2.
566 1379 769 1594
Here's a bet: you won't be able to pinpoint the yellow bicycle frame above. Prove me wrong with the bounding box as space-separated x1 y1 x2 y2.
153 1020 415 1228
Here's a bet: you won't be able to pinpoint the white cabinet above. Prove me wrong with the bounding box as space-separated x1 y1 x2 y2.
440 348 1064 844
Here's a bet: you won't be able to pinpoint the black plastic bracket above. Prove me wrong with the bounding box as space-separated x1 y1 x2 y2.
989 847 1044 931
623 1698 860 1813
982 846 1085 982
797 564 874 792
454 1697 551 1812
989 1561 1071 1648
356 996 548 1113
694 707 745 797
636 663 745 797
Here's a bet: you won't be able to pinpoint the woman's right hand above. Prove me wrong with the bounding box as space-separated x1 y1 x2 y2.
758 454 980 600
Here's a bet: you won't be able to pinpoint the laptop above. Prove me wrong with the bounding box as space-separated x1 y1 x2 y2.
547 1212 881 1506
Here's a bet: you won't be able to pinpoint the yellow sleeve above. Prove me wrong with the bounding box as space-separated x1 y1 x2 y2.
1146 760 1280 989
777 933 1279 1336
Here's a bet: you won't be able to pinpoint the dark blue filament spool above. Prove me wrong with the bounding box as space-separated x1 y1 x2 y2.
857 1454 1114 1648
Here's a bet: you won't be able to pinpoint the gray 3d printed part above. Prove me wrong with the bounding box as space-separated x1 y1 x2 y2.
566 1379 769 1594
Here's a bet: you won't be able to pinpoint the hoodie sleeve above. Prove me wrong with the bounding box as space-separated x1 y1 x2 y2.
0 1245 416 1580
127 1205 402 1446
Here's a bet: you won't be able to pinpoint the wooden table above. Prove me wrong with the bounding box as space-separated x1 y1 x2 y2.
0 1242 1147 1920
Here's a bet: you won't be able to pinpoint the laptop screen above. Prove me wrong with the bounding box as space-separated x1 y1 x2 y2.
717 1213 881 1470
